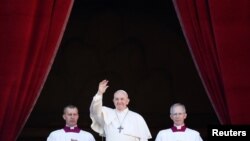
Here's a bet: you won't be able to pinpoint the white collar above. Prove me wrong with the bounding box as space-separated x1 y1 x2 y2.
115 108 129 114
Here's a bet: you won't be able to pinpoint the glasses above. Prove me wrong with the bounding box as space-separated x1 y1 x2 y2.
171 113 185 116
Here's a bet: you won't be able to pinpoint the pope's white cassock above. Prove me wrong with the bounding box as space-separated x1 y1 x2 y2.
155 128 203 141
90 94 152 141
47 128 95 141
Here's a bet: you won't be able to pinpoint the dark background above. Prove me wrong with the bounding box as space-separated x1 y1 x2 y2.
18 0 219 141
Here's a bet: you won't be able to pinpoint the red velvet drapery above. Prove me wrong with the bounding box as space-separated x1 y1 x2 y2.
0 0 74 140
173 0 250 124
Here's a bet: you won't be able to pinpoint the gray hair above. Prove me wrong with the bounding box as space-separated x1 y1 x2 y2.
170 103 186 114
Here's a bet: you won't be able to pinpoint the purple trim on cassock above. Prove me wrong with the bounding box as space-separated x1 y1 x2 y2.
63 126 80 133
171 125 186 132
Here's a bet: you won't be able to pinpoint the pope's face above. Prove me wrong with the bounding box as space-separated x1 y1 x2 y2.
113 90 130 111
170 105 187 126
63 107 79 127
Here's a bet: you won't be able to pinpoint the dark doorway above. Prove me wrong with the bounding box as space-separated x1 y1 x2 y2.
18 0 219 141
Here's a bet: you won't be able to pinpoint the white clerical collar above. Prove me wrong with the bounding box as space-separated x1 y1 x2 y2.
175 124 184 129
64 125 80 133
172 124 186 132
66 125 77 129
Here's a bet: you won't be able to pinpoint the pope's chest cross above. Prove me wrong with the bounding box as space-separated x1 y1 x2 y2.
117 126 124 133
115 110 129 133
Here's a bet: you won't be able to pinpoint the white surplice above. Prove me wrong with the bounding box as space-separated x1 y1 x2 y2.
155 128 203 141
90 94 152 141
47 129 95 141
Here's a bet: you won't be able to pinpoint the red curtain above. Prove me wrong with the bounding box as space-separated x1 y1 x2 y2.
173 0 250 124
0 0 74 140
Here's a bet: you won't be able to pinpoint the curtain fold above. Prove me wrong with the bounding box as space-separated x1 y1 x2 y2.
0 0 74 140
172 0 250 124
